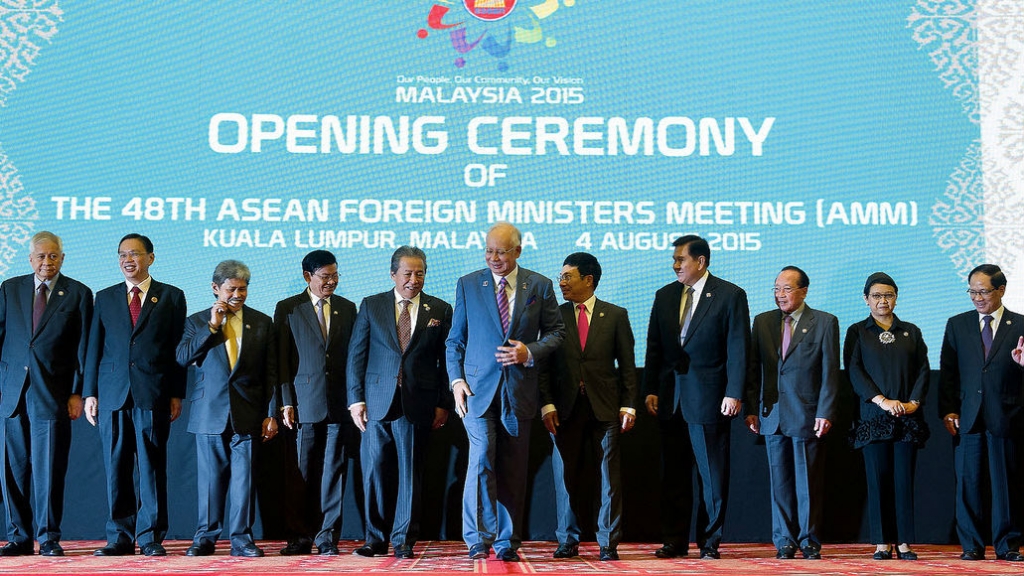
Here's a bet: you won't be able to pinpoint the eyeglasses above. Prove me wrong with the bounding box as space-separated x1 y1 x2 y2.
117 251 147 260
314 273 339 281
869 293 897 301
772 286 802 294
485 248 514 257
967 288 997 297
555 273 579 283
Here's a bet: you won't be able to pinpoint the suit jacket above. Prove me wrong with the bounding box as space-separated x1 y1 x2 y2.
347 291 454 426
938 308 1024 438
0 273 92 419
274 291 357 424
445 266 565 422
539 299 637 422
177 305 276 436
745 306 840 437
643 274 750 424
83 280 187 411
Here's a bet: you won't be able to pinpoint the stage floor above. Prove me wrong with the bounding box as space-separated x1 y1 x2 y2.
0 541 1020 575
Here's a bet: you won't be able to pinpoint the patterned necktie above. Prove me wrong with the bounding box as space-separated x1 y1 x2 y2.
316 299 328 341
679 285 694 344
497 277 510 334
782 314 793 360
398 299 412 351
129 286 142 327
33 283 48 332
577 303 589 350
982 315 994 359
224 313 239 369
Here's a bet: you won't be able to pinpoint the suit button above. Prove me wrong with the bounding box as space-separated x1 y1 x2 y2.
23 366 28 371
978 390 983 394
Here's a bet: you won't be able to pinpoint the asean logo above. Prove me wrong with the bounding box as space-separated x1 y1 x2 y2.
464 0 517 22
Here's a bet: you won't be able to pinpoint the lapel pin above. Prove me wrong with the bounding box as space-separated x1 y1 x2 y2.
1006 320 1012 325
151 296 158 303
522 283 527 290
903 332 909 337
245 324 251 330
705 292 711 297
424 303 431 312
58 290 65 296
483 280 489 287
599 312 605 317
332 310 338 315
802 328 808 334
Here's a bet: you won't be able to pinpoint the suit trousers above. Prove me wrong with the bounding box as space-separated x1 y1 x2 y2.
362 414 429 547
550 394 621 548
659 412 730 550
764 434 823 551
0 412 70 544
100 406 170 546
461 395 531 553
281 421 347 547
862 441 916 545
193 430 258 549
954 431 1022 555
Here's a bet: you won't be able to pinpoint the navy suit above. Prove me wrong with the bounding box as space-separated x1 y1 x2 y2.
938 308 1024 555
746 306 839 552
539 299 637 549
445 267 565 553
347 290 452 549
643 274 749 551
177 305 276 549
274 291 357 548
0 273 92 547
83 280 186 548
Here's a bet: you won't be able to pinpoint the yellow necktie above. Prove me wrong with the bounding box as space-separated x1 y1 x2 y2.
224 314 239 369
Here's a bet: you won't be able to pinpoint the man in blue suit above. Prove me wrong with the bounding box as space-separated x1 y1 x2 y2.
83 233 187 557
446 222 565 561
644 235 749 560
348 246 453 559
177 260 277 558
0 231 92 557
539 252 637 562
274 250 357 556
939 264 1024 562
745 266 839 560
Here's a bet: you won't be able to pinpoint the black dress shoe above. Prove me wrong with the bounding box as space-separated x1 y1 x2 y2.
39 541 64 557
94 543 134 556
553 542 579 558
654 543 685 558
997 550 1024 561
960 549 984 561
140 542 166 556
317 542 339 556
0 541 33 557
801 546 821 560
185 541 215 556
600 546 619 561
280 540 312 555
394 545 414 559
353 543 387 557
873 548 893 560
497 548 520 562
776 545 796 559
699 547 720 559
896 548 917 560
230 543 264 557
468 544 489 559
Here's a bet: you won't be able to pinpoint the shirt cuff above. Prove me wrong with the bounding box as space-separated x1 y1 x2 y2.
619 407 636 416
525 347 535 367
348 402 366 409
541 403 556 416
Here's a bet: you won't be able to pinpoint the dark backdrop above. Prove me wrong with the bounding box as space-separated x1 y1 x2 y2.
2 371 994 544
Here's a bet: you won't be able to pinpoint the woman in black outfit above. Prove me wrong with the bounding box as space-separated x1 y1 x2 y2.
844 272 929 560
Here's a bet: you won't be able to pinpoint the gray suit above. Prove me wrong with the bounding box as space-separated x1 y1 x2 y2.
745 305 839 552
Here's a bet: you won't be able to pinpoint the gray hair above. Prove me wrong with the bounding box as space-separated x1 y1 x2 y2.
212 259 250 286
30 231 63 253
488 222 521 248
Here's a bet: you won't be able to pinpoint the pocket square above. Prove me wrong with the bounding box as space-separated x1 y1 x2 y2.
427 318 442 327
526 295 537 306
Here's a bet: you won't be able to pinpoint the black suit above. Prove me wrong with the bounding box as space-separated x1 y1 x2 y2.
84 280 186 548
177 305 276 549
746 306 839 552
346 290 452 549
0 273 92 547
643 273 749 552
539 299 637 549
274 291 357 548
938 308 1024 556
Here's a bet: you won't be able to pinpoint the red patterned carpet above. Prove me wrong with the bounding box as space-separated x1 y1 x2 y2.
0 541 1020 575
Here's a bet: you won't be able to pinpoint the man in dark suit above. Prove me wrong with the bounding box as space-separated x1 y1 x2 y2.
539 252 637 562
348 246 453 559
745 266 839 560
0 231 92 557
939 264 1024 562
177 260 277 558
446 222 565 561
83 233 187 557
273 249 357 556
643 235 749 560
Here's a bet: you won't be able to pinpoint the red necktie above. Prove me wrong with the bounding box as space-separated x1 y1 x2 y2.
129 286 142 326
577 303 589 350
33 283 48 332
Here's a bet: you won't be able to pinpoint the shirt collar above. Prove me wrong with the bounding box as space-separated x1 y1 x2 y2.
492 266 519 288
34 273 60 289
979 306 1005 325
125 276 153 293
394 289 421 308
